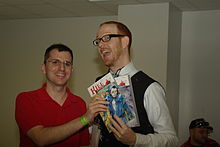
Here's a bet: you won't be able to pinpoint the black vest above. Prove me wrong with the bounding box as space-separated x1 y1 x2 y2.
97 71 155 147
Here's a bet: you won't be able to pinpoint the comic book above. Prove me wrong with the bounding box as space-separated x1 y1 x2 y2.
87 73 115 97
88 73 140 132
87 73 115 132
114 75 140 128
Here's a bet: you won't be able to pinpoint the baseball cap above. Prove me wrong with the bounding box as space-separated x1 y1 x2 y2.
189 118 213 133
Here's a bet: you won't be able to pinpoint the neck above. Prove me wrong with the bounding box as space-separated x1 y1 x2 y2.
46 83 67 105
110 57 130 73
110 65 125 73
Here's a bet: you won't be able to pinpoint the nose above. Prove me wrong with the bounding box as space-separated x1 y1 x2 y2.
98 40 105 48
59 62 65 71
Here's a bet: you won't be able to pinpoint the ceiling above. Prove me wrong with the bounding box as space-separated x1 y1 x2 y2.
0 0 220 20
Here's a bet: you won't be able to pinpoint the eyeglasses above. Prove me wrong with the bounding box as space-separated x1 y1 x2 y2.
93 34 126 46
47 59 72 68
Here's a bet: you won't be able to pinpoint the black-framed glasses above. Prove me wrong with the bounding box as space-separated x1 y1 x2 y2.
47 59 72 68
93 34 126 46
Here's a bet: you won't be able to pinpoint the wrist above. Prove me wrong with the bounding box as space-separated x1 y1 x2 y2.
80 116 89 126
130 133 137 146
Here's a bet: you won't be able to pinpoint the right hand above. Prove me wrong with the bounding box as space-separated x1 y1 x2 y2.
84 96 109 124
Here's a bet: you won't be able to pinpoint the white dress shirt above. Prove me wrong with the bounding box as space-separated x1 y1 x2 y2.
116 62 179 147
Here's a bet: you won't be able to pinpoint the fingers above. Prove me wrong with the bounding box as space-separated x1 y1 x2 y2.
108 115 136 145
108 115 128 137
85 96 109 123
90 96 109 105
112 115 127 129
88 96 109 111
107 117 122 138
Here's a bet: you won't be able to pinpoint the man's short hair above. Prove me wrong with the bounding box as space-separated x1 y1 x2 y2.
44 43 73 64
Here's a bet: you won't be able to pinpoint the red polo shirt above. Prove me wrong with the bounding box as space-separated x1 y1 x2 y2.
15 84 89 147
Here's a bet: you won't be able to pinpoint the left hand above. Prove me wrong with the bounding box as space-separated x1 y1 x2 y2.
107 114 136 146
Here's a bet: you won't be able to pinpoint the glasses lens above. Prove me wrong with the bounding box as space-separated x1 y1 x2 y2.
102 35 111 42
93 39 99 46
51 60 61 65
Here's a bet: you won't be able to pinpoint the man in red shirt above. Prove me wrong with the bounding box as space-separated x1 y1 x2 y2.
15 44 108 147
181 118 220 147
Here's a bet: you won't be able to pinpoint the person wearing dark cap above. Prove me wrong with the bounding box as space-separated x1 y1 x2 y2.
181 118 220 147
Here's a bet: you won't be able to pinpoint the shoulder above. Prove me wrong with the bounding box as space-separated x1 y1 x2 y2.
132 71 151 80
132 71 158 87
148 82 165 93
207 138 220 146
16 88 41 101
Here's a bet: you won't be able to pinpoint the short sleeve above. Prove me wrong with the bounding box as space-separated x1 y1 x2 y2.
15 92 41 133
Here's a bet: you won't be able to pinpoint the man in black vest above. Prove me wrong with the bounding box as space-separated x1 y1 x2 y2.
90 21 178 147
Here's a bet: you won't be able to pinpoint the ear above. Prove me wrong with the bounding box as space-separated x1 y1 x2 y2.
121 36 129 49
41 64 46 74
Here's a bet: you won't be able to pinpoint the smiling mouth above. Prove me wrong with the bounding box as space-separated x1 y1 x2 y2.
56 73 65 78
101 50 111 56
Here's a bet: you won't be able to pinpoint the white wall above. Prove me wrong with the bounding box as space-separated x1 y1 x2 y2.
0 16 117 147
118 3 169 87
179 10 220 143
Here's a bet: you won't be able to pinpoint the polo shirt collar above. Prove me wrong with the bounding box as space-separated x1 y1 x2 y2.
39 83 73 103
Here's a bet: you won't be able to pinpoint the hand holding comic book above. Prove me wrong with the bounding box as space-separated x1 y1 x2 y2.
87 73 140 132
84 96 109 125
107 114 137 146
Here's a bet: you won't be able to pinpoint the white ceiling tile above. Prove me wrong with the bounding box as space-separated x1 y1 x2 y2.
0 6 38 19
137 0 171 3
17 4 73 17
92 3 118 13
187 0 220 10
43 0 88 5
0 0 45 5
55 2 115 16
174 0 196 11
0 0 220 19
0 2 6 6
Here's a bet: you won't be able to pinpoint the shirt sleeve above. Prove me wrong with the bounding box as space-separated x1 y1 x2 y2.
134 82 179 147
15 92 41 133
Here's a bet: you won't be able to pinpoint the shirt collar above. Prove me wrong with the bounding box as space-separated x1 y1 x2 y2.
39 83 72 102
110 61 139 77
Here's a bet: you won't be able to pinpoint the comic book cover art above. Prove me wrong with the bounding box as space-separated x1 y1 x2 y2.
115 75 140 127
87 74 140 132
93 85 114 132
96 81 135 132
87 73 115 132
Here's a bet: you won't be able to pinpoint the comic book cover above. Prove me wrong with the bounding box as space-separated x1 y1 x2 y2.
115 75 140 127
87 73 115 132
88 74 140 132
87 73 115 97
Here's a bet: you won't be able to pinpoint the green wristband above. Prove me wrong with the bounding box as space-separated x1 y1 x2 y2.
80 116 88 126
